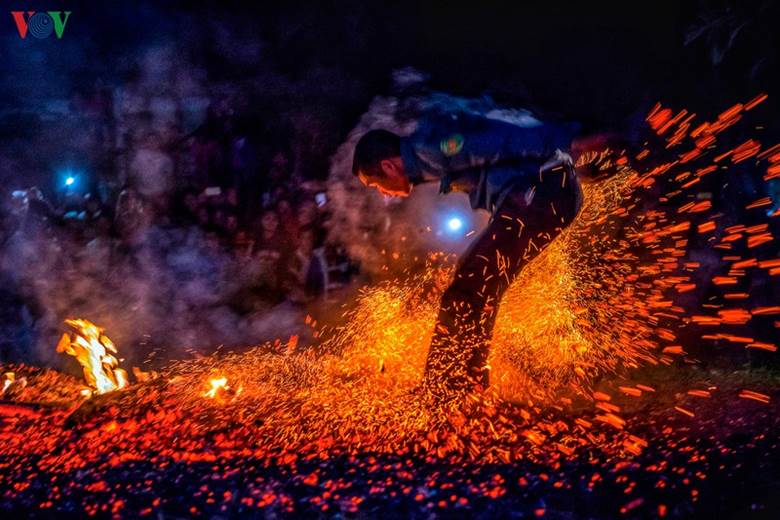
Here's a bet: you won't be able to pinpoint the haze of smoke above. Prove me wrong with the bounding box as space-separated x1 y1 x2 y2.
0 220 306 369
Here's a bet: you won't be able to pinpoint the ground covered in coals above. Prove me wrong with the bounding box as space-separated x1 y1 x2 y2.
1 358 778 519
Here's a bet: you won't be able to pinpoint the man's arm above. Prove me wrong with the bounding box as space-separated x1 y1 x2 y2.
493 118 579 164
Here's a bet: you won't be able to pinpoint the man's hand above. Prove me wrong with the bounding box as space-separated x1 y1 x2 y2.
570 132 629 182
540 149 574 172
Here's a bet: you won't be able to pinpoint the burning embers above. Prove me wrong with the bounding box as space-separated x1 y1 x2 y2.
204 377 229 398
56 319 128 396
203 375 242 400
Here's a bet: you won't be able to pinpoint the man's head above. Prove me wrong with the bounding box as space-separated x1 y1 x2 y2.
352 129 411 197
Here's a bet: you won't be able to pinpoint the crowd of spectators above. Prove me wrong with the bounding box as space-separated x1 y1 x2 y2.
0 92 362 362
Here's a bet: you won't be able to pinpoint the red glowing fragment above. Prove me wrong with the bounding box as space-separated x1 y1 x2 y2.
744 93 768 111
674 406 695 418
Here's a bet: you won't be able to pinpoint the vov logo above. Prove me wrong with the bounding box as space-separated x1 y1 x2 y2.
11 11 71 39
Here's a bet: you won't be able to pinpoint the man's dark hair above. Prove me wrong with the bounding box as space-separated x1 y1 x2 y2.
352 129 401 178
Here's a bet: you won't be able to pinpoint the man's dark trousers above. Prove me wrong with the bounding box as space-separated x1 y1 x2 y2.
423 164 583 395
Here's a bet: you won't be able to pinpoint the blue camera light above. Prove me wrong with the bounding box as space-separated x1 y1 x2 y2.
447 217 463 232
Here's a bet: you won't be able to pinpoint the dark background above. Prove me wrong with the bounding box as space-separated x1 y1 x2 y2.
1 0 778 167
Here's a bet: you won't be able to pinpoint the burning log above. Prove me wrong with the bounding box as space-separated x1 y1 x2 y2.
56 319 128 396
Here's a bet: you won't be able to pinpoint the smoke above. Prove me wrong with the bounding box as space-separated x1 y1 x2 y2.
0 5 369 369
0 217 306 369
0 35 308 368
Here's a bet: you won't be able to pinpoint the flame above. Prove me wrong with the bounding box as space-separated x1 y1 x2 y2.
1 372 14 395
56 319 128 395
204 377 229 398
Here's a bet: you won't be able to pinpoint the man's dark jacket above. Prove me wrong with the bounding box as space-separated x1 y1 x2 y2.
400 111 580 212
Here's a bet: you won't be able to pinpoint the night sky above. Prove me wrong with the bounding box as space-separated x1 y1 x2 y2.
2 1 777 134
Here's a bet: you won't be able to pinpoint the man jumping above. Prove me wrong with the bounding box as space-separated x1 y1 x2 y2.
352 109 596 398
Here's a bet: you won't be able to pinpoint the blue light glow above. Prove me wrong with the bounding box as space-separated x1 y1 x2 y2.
65 176 75 186
447 217 463 232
